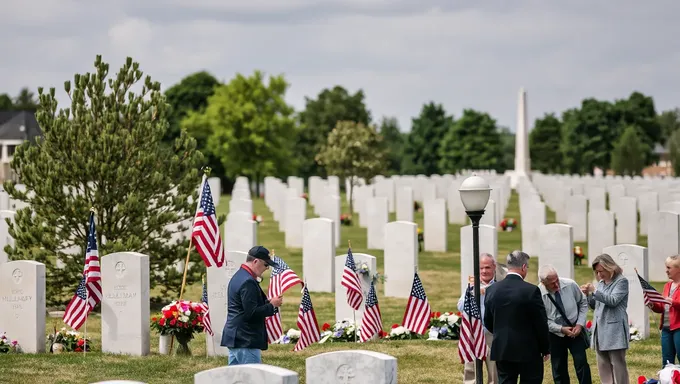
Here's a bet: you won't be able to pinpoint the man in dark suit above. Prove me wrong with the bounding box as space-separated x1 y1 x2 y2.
221 245 283 365
484 250 550 384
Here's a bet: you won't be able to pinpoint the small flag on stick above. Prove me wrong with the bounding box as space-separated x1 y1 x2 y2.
635 268 667 305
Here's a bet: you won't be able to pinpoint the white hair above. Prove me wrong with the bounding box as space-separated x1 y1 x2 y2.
538 264 558 282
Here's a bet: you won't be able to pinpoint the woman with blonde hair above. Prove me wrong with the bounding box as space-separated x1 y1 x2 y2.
580 253 630 384
649 254 680 367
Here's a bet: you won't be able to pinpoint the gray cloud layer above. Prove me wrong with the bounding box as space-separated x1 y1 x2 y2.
2 0 679 132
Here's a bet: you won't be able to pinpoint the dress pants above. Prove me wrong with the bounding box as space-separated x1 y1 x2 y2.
548 332 592 384
463 330 498 384
495 358 543 384
595 348 628 384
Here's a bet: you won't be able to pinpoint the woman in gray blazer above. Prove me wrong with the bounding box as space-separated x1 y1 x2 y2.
581 253 630 384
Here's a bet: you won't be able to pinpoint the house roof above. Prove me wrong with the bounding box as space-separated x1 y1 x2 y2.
0 110 42 141
654 142 668 155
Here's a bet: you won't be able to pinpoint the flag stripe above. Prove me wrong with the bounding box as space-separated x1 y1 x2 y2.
401 272 431 335
458 284 486 363
192 175 224 268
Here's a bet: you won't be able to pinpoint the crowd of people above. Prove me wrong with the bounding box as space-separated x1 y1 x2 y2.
462 250 680 384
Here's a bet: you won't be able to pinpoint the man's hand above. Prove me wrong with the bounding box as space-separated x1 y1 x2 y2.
543 353 550 362
570 324 583 337
270 296 283 307
666 296 674 305
560 326 573 336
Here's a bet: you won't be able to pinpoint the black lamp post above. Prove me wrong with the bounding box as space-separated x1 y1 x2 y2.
459 174 491 384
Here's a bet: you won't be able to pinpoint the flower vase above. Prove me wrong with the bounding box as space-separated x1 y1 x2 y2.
158 334 171 355
175 334 192 356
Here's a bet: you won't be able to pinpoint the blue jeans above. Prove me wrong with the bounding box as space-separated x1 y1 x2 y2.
228 348 262 365
661 328 680 367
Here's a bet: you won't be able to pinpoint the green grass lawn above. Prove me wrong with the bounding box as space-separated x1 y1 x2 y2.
0 190 665 383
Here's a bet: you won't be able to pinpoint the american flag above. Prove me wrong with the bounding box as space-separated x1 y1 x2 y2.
265 256 303 343
401 272 431 334
192 175 224 268
359 281 382 342
197 279 213 336
458 284 486 363
294 285 320 351
341 247 363 310
63 211 103 330
637 272 666 305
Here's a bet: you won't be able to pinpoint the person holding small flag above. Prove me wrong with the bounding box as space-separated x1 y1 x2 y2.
580 253 630 384
647 255 680 367
221 246 283 365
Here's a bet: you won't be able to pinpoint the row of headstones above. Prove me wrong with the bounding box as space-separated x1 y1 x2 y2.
90 350 398 384
518 177 651 339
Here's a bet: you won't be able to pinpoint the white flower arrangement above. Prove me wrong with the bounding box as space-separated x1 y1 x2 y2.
353 262 386 284
319 319 358 343
273 328 301 344
387 325 419 340
630 325 642 341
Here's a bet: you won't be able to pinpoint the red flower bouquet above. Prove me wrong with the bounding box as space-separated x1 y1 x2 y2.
500 218 518 232
150 300 208 354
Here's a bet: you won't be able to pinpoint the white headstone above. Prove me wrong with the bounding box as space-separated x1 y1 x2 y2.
566 195 587 242
224 213 257 253
306 350 397 384
602 244 649 339
195 364 299 384
229 199 253 215
479 200 497 227
647 211 680 282
0 260 46 353
613 196 637 244
335 253 376 324
460 225 498 293
521 201 545 256
320 195 341 248
424 198 447 252
395 187 414 223
302 218 335 293
367 197 388 250
0 210 15 265
384 221 418 298
538 224 574 279
587 210 615 266
284 197 306 249
206 250 248 356
101 252 150 356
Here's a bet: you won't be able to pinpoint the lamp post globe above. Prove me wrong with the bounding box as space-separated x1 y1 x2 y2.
458 174 491 384
458 175 491 213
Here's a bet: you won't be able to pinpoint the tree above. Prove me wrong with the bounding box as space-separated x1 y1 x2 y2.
13 88 39 111
377 116 404 175
610 125 647 176
296 86 371 180
0 93 13 110
315 121 386 214
182 70 296 196
438 109 503 173
529 113 564 173
403 102 453 175
498 126 515 173
4 55 206 305
164 71 220 143
658 108 680 143
668 129 680 177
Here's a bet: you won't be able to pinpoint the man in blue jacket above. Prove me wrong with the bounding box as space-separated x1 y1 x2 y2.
221 245 283 365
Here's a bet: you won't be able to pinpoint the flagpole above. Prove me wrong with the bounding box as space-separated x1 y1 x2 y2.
84 288 88 356
348 240 358 343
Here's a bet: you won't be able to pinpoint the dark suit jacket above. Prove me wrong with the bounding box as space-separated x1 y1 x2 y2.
484 273 550 362
220 267 276 350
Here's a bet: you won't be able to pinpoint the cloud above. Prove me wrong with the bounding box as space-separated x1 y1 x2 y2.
1 0 679 133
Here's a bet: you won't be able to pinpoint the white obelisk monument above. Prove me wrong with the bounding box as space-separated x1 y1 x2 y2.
510 87 530 189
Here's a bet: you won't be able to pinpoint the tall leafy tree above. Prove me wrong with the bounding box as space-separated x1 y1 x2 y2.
610 125 647 176
668 129 680 177
0 93 13 110
296 86 371 179
316 121 386 214
658 108 680 143
5 55 205 304
498 126 515 173
377 116 404 175
12 88 39 111
164 71 220 143
403 102 453 175
182 70 296 196
438 109 503 173
613 91 661 164
529 113 564 173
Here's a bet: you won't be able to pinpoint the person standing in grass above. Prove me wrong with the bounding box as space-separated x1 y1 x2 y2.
581 253 630 384
648 254 680 367
221 246 283 365
457 253 499 384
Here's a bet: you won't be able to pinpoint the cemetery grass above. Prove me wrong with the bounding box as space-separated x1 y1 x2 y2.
1 192 663 383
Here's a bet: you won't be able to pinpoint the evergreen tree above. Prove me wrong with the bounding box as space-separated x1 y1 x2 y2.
4 55 206 305
610 125 648 176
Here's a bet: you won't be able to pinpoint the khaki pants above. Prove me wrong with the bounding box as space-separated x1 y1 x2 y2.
595 348 628 384
463 330 498 384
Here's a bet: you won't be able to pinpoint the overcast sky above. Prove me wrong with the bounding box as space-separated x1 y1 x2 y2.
2 0 679 132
